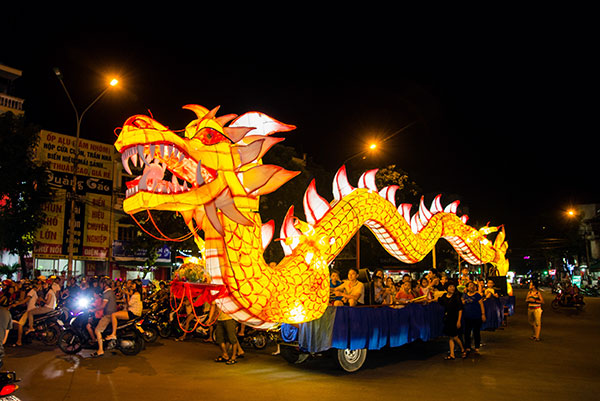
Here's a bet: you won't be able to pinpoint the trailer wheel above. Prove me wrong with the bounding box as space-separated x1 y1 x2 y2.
336 348 367 372
280 345 309 364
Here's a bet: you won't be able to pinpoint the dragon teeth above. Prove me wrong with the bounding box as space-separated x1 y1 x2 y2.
122 152 132 175
196 161 205 186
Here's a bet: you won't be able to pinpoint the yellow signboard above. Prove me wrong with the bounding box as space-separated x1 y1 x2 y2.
36 130 113 180
34 130 114 261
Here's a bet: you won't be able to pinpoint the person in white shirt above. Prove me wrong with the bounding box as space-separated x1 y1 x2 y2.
333 267 365 306
9 279 42 346
26 279 56 334
105 280 143 341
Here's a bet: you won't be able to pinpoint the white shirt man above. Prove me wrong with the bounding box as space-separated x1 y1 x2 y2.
333 268 365 306
26 281 56 333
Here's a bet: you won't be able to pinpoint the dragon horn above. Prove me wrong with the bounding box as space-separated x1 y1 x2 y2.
410 213 423 234
215 113 238 127
182 104 209 119
261 220 275 250
430 194 443 214
280 206 301 256
398 203 412 225
444 200 460 214
332 165 355 201
230 111 296 136
358 169 379 191
379 185 399 207
460 215 469 224
418 196 433 226
203 105 221 120
303 179 332 225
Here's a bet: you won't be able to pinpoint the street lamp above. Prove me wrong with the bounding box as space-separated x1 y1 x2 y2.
341 122 416 270
341 142 379 167
53 68 119 277
339 142 381 270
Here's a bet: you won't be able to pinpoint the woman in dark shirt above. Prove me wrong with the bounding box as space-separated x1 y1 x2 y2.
462 281 486 354
438 281 466 359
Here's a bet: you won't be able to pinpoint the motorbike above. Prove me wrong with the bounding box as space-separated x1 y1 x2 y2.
581 286 599 297
57 308 146 356
19 309 63 346
0 371 20 401
139 309 160 343
551 291 585 311
240 327 280 350
156 304 212 340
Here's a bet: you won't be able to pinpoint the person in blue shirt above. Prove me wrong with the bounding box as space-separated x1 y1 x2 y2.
329 270 343 304
462 281 486 354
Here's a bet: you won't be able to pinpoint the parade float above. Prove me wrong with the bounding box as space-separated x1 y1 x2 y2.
114 105 513 371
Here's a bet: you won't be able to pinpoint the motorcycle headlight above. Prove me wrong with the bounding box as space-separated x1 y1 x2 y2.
76 297 90 309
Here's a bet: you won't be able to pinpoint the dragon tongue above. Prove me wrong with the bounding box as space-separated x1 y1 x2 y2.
139 162 165 191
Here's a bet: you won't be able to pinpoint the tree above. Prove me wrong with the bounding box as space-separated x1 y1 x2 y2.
0 113 53 277
375 164 421 204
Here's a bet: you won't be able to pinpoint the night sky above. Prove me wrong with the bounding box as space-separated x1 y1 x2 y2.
2 23 597 261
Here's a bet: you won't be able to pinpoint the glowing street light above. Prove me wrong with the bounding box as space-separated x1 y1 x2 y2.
53 68 120 277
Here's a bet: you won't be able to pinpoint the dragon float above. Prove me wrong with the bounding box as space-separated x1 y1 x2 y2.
114 105 509 329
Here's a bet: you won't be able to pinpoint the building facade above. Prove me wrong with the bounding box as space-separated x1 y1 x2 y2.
0 62 173 281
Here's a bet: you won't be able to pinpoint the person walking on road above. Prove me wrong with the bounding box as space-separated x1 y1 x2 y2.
526 281 544 341
437 280 466 360
462 281 486 354
0 305 12 368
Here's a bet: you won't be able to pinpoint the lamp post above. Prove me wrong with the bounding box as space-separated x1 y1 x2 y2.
340 121 416 270
53 68 118 278
339 143 379 270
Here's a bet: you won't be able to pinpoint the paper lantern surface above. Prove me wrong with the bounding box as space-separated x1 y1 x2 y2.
114 105 509 328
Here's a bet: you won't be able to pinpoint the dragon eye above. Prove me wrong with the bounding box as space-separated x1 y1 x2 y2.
199 127 226 145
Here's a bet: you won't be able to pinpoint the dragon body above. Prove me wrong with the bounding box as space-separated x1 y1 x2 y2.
114 105 509 328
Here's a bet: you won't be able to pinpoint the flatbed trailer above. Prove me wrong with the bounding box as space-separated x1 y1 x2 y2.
279 296 515 372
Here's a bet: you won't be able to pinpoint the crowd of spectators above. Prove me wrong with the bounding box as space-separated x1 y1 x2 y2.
0 274 167 354
329 266 504 359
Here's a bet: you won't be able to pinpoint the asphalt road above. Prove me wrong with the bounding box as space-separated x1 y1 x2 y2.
3 289 599 401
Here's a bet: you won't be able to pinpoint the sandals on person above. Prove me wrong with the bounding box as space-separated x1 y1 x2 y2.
105 335 117 341
237 354 245 359
444 355 455 360
90 352 104 358
461 351 468 359
214 356 229 363
226 359 238 365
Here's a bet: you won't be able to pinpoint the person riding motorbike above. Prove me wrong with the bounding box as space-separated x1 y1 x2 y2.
561 282 576 305
105 280 143 341
25 279 57 335
92 277 118 357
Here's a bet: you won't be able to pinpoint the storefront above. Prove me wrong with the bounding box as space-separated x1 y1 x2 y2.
111 241 173 282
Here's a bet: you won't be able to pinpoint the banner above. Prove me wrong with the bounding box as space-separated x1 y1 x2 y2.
34 130 114 261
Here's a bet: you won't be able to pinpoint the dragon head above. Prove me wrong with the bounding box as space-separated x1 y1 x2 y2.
114 105 300 235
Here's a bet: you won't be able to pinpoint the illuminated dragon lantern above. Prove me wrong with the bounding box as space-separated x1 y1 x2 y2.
114 105 509 328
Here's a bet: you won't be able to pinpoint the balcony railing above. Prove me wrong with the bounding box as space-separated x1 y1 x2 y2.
0 93 24 111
